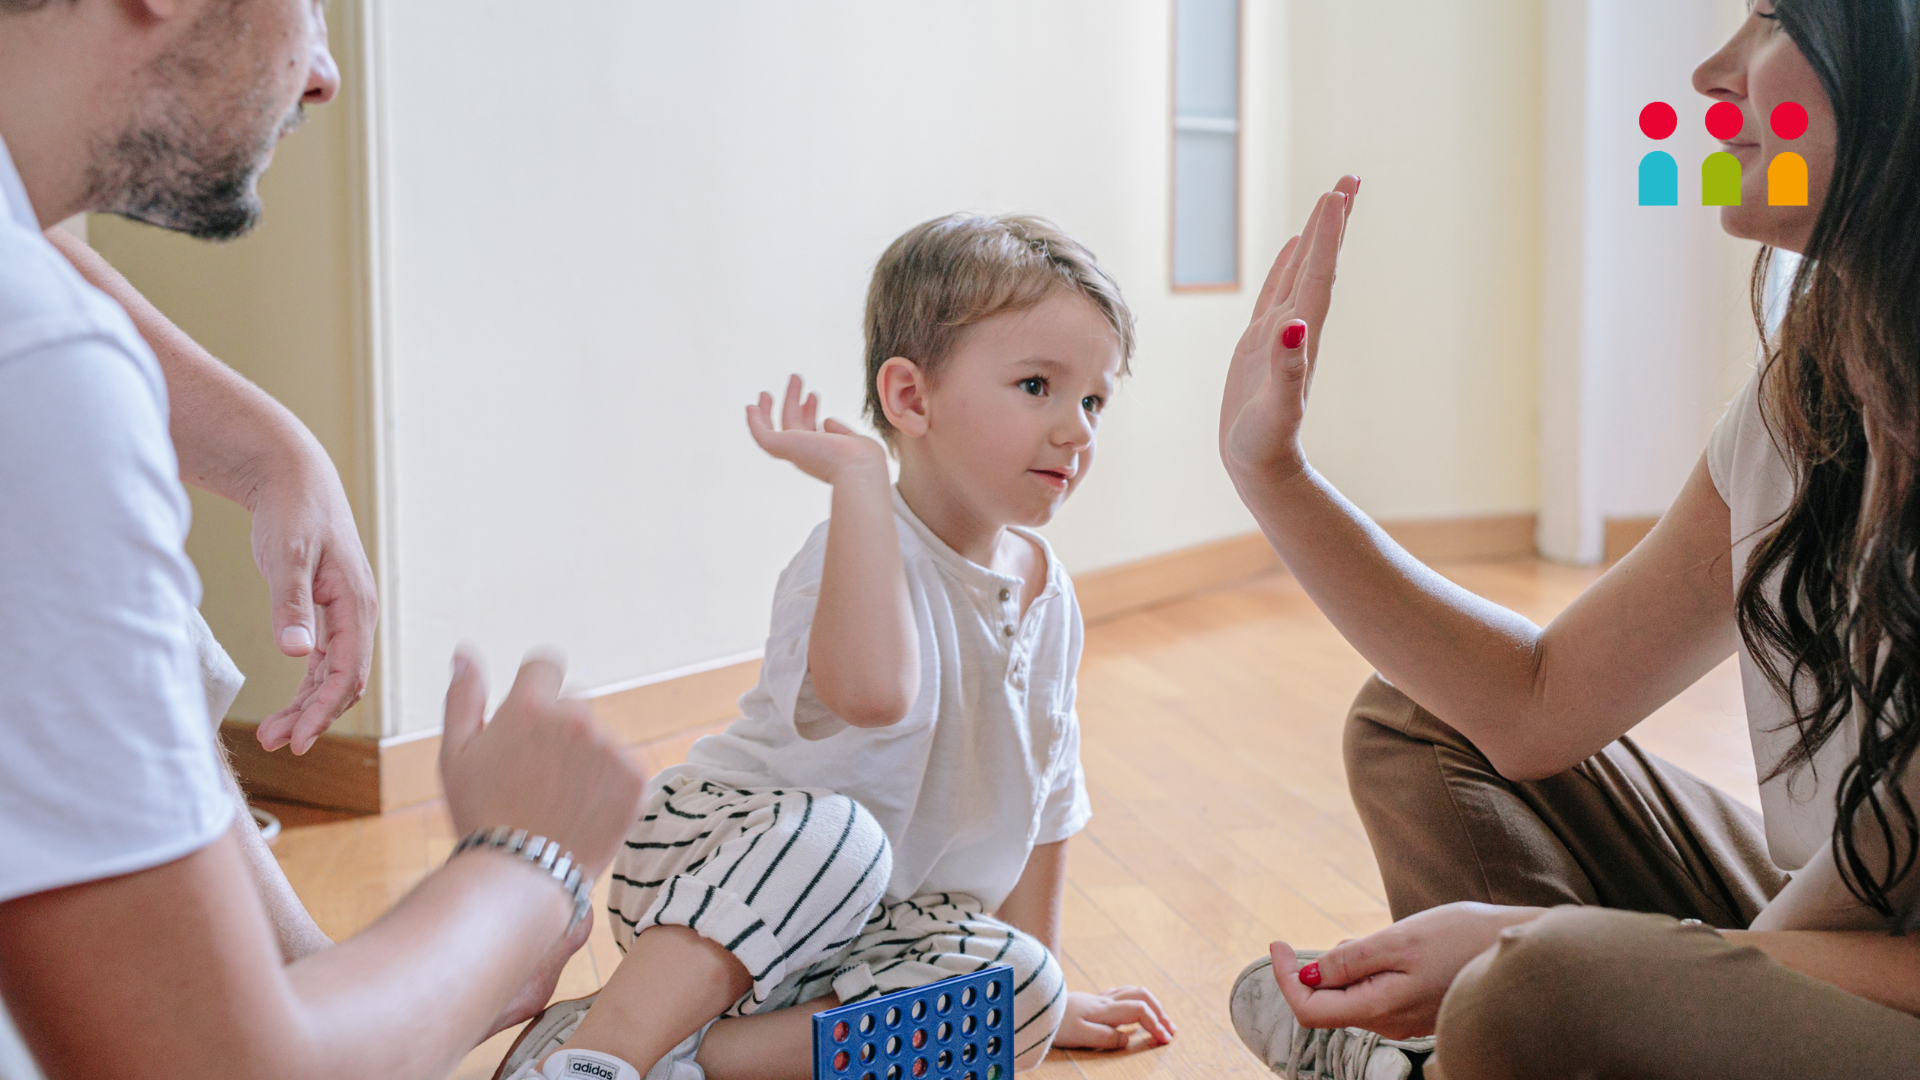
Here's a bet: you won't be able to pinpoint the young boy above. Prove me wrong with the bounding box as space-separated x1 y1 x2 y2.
498 214 1176 1080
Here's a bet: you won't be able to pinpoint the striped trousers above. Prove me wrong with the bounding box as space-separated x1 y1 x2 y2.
609 778 893 1014
608 780 1067 1067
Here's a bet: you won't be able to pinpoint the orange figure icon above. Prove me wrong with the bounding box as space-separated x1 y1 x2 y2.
1769 152 1808 206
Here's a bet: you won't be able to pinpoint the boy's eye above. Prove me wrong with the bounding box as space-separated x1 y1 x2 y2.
1081 395 1104 414
1018 377 1047 396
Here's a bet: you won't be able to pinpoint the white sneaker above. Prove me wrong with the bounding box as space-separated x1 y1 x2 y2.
495 994 597 1080
1229 954 1435 1080
493 992 712 1080
539 1049 642 1080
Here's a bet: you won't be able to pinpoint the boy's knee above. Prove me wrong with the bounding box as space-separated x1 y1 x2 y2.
787 793 893 884
1435 907 1675 1079
1001 932 1066 1072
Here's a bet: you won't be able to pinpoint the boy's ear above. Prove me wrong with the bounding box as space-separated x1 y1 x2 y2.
877 357 931 439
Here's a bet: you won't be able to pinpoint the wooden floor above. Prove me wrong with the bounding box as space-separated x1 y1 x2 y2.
264 559 1757 1080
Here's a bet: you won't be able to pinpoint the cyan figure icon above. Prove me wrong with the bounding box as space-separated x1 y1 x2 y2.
1638 151 1679 205
1702 152 1742 206
1769 152 1808 205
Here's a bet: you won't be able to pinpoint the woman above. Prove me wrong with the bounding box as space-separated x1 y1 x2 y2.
1218 2 1920 1077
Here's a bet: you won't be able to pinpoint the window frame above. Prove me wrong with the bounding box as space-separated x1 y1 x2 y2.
1168 0 1246 294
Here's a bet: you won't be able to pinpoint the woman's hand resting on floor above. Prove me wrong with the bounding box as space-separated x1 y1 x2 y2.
747 374 888 484
1054 986 1178 1050
1218 175 1361 488
1268 902 1547 1041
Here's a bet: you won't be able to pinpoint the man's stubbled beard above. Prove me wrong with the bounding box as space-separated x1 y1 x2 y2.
83 1 305 241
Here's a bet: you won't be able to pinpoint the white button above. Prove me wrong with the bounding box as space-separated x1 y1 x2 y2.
1000 588 1011 602
1004 625 1015 637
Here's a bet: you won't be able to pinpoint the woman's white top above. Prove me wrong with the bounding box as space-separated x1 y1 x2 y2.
1706 369 1863 870
657 490 1092 911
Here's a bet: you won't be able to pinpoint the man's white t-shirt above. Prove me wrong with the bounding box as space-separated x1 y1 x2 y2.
656 490 1093 912
0 136 233 904
1707 368 1861 871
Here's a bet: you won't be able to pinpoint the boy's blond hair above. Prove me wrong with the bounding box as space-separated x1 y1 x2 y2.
863 213 1135 442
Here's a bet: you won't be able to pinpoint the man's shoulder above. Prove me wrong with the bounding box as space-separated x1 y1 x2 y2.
0 223 142 365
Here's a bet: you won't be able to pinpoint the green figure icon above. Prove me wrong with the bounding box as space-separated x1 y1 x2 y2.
1702 151 1741 206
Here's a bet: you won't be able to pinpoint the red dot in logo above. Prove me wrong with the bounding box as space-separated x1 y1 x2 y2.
1771 101 1808 140
1639 102 1678 140
1706 102 1745 140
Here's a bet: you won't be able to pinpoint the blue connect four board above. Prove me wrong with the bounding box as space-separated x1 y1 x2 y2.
813 966 1016 1080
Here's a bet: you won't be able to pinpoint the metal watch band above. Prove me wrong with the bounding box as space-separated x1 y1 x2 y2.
450 825 591 933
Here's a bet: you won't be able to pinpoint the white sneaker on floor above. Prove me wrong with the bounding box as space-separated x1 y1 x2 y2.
1229 954 1436 1080
537 1048 641 1080
493 992 712 1080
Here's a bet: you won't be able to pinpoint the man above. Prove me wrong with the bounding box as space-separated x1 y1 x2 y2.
0 3 647 1077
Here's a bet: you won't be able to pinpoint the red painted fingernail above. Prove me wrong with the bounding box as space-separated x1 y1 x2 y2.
1281 323 1307 350
1299 962 1322 987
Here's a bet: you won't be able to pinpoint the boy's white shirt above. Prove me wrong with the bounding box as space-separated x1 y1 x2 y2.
656 489 1092 911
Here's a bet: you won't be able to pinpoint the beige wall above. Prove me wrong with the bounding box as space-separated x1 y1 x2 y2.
1286 0 1546 521
84 1 1661 740
88 1 379 737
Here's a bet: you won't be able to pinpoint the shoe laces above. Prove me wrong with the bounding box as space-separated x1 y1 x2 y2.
1283 1023 1388 1080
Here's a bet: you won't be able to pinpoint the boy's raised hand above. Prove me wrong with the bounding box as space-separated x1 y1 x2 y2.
746 374 887 484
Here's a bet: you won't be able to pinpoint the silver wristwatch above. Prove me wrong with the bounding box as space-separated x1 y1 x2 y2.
450 825 592 933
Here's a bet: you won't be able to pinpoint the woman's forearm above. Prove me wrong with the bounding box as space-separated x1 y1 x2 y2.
808 456 919 727
1231 463 1550 769
1230 450 1738 780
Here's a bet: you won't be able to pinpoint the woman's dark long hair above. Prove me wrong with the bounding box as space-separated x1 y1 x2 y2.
1741 0 1920 917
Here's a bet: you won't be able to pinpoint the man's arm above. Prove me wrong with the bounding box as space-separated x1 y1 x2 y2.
44 228 377 755
0 655 648 1080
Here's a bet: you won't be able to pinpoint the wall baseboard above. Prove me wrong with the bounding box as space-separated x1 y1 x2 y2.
227 512 1541 813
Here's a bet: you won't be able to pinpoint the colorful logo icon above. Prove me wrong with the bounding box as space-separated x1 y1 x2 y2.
1637 101 1807 207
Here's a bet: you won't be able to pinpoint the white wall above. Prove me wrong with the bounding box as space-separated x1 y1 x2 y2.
1286 0 1547 522
368 2 1291 734
92 1 1698 738
1539 0 1760 562
358 0 1580 736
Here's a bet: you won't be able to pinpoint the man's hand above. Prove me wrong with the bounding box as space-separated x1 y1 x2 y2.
746 374 888 485
1053 987 1177 1051
249 458 378 754
1269 902 1546 1041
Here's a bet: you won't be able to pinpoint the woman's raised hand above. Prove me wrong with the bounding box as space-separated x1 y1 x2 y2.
746 374 887 484
1219 175 1361 485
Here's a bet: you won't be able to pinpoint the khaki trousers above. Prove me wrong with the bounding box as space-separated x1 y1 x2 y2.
1343 674 1920 1079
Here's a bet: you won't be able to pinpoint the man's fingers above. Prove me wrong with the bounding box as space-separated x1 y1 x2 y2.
500 653 567 716
822 417 854 436
440 649 488 761
780 374 804 429
268 550 317 658
285 660 365 755
803 392 819 431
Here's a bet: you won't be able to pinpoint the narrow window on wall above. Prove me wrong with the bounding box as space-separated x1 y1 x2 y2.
1171 0 1241 290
